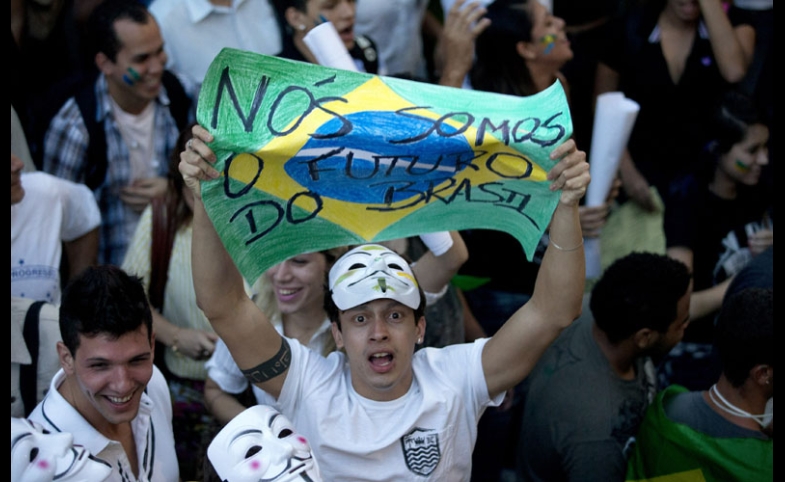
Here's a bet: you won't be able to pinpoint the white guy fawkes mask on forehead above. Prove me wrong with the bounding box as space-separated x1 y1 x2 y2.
11 417 112 482
328 244 421 310
207 405 322 482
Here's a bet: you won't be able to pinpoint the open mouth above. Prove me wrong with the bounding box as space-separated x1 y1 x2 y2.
369 352 393 368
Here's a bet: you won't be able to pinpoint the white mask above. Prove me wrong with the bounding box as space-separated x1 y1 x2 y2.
208 405 322 482
709 385 774 429
11 417 112 482
329 244 420 310
762 397 774 429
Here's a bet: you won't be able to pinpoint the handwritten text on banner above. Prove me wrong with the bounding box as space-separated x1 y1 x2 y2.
198 48 572 282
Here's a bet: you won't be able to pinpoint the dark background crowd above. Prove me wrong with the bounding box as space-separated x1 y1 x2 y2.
11 1 773 481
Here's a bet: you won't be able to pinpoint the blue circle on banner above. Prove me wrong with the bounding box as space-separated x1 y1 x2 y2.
284 111 475 204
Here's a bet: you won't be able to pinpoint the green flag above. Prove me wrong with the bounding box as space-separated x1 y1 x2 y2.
197 48 572 282
626 385 773 482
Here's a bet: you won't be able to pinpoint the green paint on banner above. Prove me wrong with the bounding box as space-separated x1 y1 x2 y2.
197 48 573 282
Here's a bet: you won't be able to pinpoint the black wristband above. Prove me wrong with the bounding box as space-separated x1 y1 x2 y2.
241 337 292 384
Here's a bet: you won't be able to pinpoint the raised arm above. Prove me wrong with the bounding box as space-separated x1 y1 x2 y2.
180 125 289 398
437 0 491 88
482 139 589 398
698 0 755 83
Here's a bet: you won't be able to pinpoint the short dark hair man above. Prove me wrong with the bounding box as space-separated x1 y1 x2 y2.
42 0 192 266
626 287 773 481
29 265 178 481
516 252 693 482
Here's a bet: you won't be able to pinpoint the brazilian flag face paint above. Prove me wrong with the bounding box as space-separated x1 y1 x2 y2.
539 34 556 55
733 159 752 173
122 67 141 86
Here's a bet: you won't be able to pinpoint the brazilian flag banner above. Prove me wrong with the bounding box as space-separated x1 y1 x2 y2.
198 48 573 283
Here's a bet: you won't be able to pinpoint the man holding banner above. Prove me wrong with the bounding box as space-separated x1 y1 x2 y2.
181 120 589 480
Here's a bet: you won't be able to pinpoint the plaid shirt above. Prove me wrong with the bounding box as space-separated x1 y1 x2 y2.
42 74 185 266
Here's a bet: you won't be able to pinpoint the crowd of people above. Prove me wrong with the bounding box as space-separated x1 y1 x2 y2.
11 0 773 481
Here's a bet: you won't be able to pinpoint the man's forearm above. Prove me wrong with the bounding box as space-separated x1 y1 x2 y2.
534 202 585 325
191 199 248 322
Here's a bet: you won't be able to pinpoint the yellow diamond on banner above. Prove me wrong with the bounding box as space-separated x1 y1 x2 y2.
198 48 571 282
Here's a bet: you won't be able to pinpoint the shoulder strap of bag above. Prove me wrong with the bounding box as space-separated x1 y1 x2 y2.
161 70 192 132
21 300 46 417
148 194 177 311
74 75 108 191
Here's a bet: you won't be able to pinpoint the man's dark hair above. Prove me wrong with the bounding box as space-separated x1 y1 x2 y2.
715 287 773 387
590 252 691 344
59 265 153 355
87 0 153 62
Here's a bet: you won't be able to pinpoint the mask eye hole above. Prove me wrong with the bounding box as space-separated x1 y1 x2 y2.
29 447 39 463
388 263 404 271
245 445 262 459
278 428 293 439
348 263 366 270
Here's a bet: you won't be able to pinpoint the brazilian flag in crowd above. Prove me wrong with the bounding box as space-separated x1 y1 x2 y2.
626 386 773 482
198 48 572 283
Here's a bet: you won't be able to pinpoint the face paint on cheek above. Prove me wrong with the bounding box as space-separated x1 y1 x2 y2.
540 34 556 55
122 67 141 86
734 159 751 173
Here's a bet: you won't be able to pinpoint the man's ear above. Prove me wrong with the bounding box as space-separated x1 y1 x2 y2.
632 328 655 350
95 51 113 76
331 322 344 350
751 364 772 387
57 341 75 375
285 6 308 33
516 40 538 61
416 316 426 344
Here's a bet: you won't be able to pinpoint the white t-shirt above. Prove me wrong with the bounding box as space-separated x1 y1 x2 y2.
206 313 334 407
277 337 503 481
150 0 282 87
11 172 101 305
355 0 430 80
29 366 178 482
111 99 157 183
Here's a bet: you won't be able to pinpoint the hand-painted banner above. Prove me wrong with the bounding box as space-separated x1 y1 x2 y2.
198 48 572 282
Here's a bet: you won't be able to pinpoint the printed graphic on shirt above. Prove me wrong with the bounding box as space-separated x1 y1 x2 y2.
401 427 441 476
713 219 770 284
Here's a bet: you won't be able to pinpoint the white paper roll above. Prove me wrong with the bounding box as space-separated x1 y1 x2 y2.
584 92 640 279
586 92 640 207
303 22 359 72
